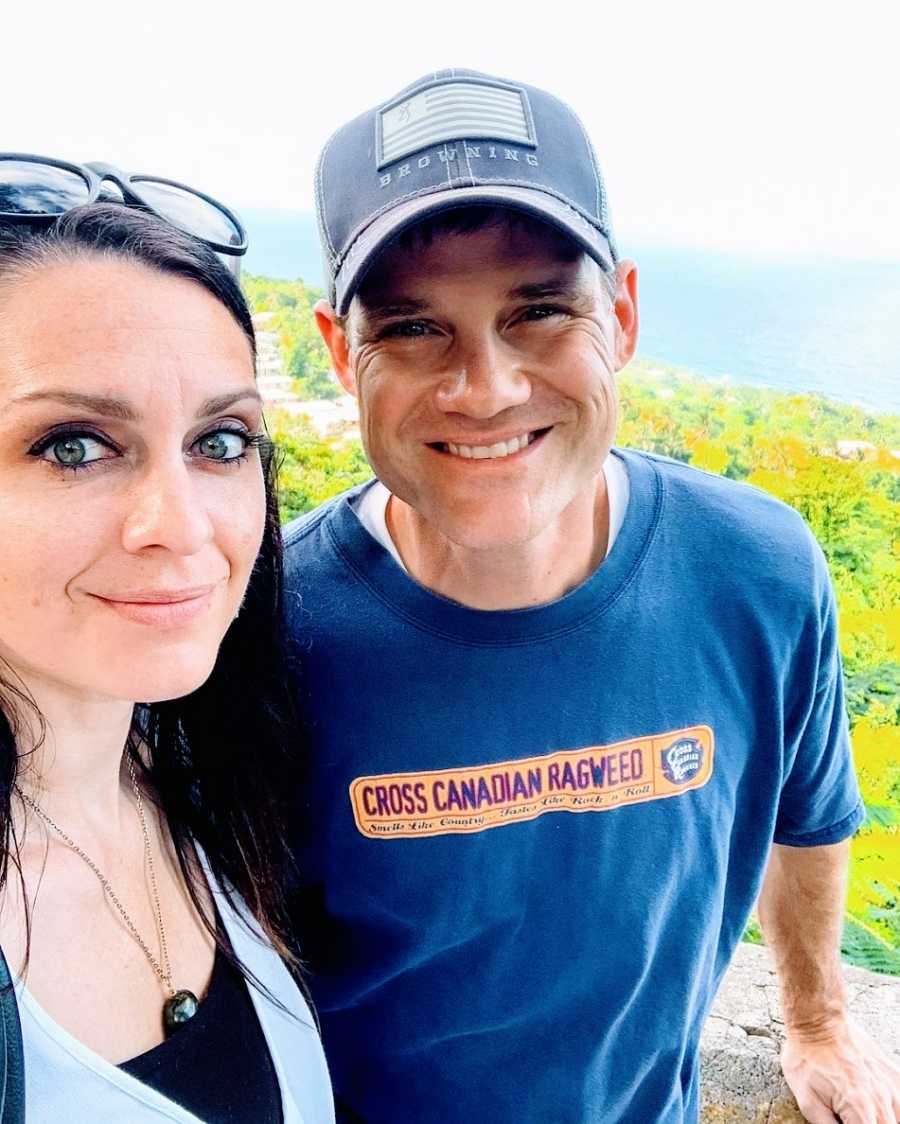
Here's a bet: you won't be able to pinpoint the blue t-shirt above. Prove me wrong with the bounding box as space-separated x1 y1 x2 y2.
283 448 864 1124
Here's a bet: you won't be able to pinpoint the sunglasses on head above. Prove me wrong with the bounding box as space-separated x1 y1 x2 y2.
0 154 247 274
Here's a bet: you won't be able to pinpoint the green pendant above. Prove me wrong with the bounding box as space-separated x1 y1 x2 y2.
163 989 200 1034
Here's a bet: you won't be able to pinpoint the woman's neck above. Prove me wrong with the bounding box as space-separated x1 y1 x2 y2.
11 669 136 836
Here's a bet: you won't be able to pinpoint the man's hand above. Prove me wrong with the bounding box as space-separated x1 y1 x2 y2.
757 840 899 1123
780 1015 900 1124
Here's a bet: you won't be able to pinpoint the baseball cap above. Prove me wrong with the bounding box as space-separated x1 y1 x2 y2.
315 68 619 314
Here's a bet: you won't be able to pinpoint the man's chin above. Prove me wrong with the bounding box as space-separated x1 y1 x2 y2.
425 511 541 553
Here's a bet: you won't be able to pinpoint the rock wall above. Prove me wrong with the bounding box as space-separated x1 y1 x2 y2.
700 943 900 1122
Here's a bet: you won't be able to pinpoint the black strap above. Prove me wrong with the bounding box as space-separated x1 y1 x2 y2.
0 945 24 1124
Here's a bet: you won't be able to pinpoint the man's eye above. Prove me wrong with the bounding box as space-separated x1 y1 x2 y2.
195 430 249 461
381 320 433 339
520 305 566 322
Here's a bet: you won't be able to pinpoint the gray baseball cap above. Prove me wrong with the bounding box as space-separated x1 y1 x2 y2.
315 68 619 314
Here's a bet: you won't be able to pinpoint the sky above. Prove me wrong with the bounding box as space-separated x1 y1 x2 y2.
4 0 899 261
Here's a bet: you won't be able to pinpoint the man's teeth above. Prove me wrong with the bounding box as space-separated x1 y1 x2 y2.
446 432 536 460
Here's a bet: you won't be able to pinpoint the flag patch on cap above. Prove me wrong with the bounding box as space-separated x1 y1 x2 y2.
378 80 535 169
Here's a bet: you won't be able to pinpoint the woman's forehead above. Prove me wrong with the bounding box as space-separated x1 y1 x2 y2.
3 255 234 332
0 256 253 391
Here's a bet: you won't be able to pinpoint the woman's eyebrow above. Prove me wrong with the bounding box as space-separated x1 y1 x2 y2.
10 390 138 420
8 388 263 420
197 389 263 418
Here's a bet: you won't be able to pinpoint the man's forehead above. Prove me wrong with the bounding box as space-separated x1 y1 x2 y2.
355 217 597 310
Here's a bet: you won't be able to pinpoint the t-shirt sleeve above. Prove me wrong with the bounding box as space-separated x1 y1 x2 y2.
773 543 865 847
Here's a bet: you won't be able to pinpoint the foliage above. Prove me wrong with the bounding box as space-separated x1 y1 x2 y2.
840 916 900 976
619 361 900 971
743 917 764 945
268 410 372 523
243 274 341 400
846 722 900 952
243 277 372 519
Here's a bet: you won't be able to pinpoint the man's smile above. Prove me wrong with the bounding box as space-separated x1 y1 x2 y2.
428 427 552 461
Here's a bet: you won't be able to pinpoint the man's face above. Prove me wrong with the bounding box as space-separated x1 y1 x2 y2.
320 217 638 550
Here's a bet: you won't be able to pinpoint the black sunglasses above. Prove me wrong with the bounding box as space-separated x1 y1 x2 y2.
0 154 247 262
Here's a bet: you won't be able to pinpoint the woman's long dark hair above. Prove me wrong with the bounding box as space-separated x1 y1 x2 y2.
0 204 303 975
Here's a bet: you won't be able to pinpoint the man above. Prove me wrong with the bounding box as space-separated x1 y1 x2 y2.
284 70 900 1122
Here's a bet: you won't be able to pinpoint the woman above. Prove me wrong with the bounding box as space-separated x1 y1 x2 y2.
0 188 334 1122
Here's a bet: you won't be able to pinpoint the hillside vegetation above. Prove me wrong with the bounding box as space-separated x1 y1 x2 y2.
246 275 900 974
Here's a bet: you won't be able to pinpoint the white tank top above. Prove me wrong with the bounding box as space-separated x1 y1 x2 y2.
16 861 335 1123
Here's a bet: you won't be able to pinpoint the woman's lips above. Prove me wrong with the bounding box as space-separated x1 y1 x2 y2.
90 586 217 627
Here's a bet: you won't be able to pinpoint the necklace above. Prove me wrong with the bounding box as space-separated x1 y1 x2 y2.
15 758 200 1035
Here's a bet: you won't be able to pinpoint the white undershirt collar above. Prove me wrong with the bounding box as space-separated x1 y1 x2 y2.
352 453 630 576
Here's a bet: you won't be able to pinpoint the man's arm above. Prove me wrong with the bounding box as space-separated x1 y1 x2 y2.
758 841 900 1124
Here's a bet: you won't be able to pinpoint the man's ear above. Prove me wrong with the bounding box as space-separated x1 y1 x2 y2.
612 260 639 371
314 300 357 397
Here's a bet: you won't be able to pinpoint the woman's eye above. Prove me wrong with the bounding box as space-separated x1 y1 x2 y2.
195 430 248 461
38 434 112 468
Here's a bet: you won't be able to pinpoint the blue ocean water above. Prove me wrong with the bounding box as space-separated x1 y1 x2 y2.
629 246 900 415
242 212 900 415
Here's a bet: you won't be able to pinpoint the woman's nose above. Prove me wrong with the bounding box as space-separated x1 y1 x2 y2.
120 460 214 556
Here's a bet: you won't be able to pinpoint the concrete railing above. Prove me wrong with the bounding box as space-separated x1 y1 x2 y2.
700 943 900 1121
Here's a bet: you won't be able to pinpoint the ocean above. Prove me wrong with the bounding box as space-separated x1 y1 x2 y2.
242 211 900 415
630 246 900 415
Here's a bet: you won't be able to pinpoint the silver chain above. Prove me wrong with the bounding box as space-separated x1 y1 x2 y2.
15 757 175 998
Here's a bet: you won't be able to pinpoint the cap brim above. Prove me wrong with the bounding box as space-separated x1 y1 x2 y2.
333 184 616 315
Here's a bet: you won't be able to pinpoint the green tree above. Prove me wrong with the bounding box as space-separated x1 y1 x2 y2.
242 273 340 400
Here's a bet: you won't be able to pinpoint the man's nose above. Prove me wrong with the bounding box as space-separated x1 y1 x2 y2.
120 459 214 556
435 333 531 418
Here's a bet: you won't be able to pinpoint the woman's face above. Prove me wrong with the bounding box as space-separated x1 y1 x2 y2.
0 255 266 706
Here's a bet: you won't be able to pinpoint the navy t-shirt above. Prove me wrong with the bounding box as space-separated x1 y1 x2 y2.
283 448 864 1124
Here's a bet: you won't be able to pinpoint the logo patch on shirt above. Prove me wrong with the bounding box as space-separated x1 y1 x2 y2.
661 737 705 785
349 725 714 838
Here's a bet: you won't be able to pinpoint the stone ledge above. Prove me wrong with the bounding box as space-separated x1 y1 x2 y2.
700 943 900 1122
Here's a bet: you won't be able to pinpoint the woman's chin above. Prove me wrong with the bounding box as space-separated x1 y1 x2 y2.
117 657 219 705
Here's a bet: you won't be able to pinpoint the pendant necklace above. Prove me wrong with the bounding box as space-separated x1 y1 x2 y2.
15 757 200 1036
